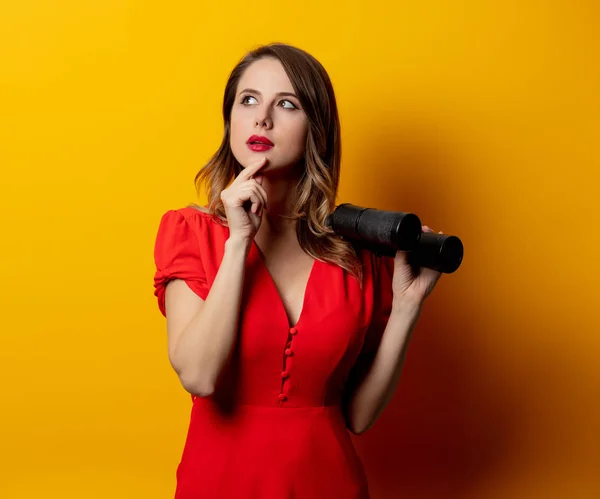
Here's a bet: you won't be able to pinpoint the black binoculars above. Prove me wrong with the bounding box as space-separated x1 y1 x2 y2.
325 203 464 274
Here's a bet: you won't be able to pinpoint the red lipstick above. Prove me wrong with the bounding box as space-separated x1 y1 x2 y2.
247 134 274 152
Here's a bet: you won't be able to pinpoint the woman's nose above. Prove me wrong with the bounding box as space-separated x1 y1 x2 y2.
254 113 272 129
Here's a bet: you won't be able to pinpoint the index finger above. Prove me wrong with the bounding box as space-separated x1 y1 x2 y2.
236 157 268 182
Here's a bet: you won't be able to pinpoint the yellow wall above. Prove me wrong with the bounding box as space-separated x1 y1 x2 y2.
1 1 598 497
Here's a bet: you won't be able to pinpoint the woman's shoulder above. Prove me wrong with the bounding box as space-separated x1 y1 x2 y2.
154 204 228 252
163 204 227 229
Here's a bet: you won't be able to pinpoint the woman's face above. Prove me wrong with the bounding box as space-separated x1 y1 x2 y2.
229 57 309 174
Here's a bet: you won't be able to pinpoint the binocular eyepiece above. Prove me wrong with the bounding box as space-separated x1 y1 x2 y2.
325 203 464 274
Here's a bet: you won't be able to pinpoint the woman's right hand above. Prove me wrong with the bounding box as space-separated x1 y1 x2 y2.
220 156 269 242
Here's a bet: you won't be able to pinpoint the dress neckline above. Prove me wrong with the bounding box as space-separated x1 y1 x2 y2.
250 239 318 329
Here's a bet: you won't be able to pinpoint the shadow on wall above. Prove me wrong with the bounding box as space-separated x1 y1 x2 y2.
348 119 519 499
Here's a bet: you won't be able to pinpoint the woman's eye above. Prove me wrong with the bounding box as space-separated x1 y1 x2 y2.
242 95 258 105
280 100 297 109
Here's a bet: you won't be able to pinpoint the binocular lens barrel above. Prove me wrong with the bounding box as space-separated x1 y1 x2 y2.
325 203 421 251
325 203 464 274
408 232 464 274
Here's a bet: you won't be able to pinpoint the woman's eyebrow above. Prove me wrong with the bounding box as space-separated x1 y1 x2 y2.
238 88 298 98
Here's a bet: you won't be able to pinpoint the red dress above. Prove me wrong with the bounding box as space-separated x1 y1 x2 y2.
153 207 395 499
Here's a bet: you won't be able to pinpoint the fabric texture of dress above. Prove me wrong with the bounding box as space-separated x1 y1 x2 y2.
153 206 395 499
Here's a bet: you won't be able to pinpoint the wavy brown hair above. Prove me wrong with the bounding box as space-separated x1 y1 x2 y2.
188 42 363 286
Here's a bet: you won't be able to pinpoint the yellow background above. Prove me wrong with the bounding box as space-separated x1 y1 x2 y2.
1 1 598 497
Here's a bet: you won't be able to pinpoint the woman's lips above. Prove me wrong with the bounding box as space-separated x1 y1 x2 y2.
248 143 273 152
247 134 274 151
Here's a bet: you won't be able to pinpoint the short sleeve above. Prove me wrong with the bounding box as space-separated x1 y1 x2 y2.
153 209 209 317
343 253 395 405
361 254 395 359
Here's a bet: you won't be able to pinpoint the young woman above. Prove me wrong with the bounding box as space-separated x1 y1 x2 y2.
153 42 442 499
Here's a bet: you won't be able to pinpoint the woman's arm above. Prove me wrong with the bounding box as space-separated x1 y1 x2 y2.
344 226 443 434
344 299 422 435
165 236 251 397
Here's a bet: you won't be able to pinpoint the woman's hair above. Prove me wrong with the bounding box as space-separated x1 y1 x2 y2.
189 42 363 285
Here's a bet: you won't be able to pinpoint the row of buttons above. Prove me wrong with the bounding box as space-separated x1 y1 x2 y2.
278 327 298 403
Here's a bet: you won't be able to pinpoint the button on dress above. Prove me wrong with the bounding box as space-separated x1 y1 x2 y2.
153 207 395 499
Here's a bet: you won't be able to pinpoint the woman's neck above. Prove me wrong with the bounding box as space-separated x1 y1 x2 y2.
255 168 303 240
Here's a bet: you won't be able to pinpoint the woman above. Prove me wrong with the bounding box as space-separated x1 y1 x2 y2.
153 42 442 498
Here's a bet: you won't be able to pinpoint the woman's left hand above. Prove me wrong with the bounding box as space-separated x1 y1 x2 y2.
392 225 443 306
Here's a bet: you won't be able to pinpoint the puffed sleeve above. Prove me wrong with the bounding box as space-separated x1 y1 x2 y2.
361 254 395 360
153 209 209 317
343 253 395 407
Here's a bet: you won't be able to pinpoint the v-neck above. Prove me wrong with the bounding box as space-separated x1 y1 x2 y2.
250 239 318 329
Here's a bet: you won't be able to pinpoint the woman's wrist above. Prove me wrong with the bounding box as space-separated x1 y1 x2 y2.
391 293 423 318
225 236 253 257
